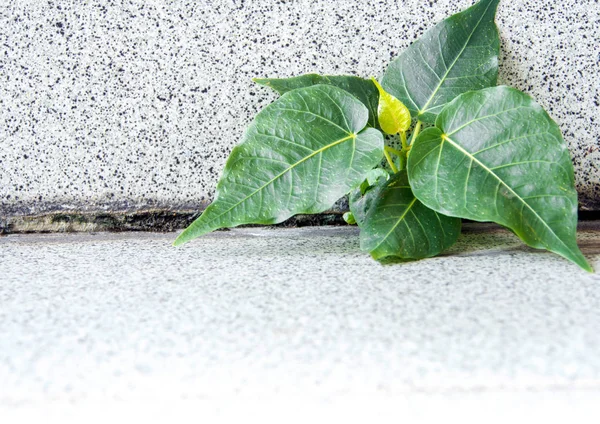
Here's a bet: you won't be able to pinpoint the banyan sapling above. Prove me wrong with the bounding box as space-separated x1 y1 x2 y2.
174 0 591 272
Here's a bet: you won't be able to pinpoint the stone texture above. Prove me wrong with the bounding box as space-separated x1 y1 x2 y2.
1 0 599 217
1 224 600 418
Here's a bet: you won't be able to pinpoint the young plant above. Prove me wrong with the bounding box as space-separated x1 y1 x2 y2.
174 0 592 272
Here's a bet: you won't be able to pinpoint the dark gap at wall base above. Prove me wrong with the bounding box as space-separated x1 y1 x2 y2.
2 209 600 235
0 210 348 234
579 211 600 221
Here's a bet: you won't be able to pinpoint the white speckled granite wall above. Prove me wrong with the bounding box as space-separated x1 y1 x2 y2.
1 0 599 219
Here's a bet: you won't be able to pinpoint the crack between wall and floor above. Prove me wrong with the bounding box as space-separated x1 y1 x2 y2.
0 209 348 234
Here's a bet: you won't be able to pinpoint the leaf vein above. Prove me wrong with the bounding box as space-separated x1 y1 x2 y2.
370 198 418 252
443 134 575 256
419 0 496 114
203 135 355 229
276 107 350 134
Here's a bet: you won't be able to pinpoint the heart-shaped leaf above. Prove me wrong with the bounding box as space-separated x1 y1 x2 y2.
371 77 411 135
382 0 500 124
254 74 380 128
351 170 461 260
174 85 384 246
407 86 591 271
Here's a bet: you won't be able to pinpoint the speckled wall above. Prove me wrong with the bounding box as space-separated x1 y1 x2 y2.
1 0 599 220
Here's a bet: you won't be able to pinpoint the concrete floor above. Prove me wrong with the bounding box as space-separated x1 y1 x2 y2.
1 223 600 421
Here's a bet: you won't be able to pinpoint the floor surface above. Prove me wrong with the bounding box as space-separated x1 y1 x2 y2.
2 224 600 421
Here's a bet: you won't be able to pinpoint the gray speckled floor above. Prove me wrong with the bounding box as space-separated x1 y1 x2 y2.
1 224 600 420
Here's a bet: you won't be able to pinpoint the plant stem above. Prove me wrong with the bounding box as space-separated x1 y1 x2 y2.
411 121 422 145
400 131 408 150
386 146 403 158
383 148 398 173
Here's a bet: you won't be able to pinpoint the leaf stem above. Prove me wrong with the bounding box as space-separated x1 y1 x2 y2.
411 121 422 145
400 131 408 150
383 147 399 173
385 146 403 158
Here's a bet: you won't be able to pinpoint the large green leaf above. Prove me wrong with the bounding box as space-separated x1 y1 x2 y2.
381 0 500 124
352 171 461 260
254 74 380 128
174 85 384 246
407 86 591 271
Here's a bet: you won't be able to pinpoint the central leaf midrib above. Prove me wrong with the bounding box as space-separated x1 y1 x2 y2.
204 133 356 228
370 196 418 252
442 134 572 254
277 107 350 134
418 0 495 115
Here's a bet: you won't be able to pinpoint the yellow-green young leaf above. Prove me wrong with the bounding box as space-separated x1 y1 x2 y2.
371 77 411 135
407 86 592 272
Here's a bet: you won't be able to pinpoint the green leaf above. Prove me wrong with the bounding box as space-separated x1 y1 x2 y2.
407 86 592 271
364 168 391 189
343 211 356 225
174 85 384 246
371 77 411 135
349 174 388 229
349 167 392 228
254 74 380 128
381 0 500 124
353 170 461 260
